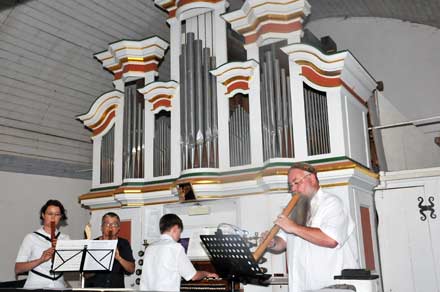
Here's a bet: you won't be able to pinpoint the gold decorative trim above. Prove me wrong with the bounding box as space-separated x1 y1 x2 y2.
120 199 179 208
113 44 164 54
354 166 379 179
213 66 255 78
148 94 173 103
284 50 344 64
106 56 159 71
223 76 251 86
237 12 304 35
88 105 118 129
321 182 350 188
80 160 377 201
142 85 178 96
295 61 341 77
82 96 120 122
227 0 301 23
84 205 120 211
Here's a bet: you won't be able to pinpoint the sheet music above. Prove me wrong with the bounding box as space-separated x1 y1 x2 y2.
143 207 162 241
187 227 217 260
53 240 117 272
84 240 117 271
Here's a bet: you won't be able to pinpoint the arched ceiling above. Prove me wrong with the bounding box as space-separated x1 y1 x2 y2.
310 0 440 29
229 0 440 29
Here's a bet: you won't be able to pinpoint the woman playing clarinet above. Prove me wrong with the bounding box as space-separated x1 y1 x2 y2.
15 199 70 289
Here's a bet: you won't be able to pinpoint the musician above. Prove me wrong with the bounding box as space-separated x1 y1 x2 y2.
85 212 135 288
140 213 218 291
264 163 359 291
15 199 70 289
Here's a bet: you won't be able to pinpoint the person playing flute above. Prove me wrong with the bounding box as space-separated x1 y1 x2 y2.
85 212 135 288
262 163 359 292
15 199 70 289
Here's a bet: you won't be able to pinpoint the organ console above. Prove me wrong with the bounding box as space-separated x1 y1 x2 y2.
181 261 239 292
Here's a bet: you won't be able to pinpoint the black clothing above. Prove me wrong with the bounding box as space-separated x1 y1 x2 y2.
85 237 135 288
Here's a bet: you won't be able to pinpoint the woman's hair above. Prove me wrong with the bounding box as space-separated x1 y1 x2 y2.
40 199 67 221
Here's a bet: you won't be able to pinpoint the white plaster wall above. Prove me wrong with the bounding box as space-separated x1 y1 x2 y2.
378 96 440 170
0 171 90 283
306 17 440 170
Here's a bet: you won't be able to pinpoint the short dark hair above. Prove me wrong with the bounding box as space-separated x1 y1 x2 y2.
159 214 183 234
102 212 120 224
40 199 67 221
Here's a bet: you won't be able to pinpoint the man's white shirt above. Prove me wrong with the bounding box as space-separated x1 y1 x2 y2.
140 234 197 291
16 227 70 289
279 188 359 292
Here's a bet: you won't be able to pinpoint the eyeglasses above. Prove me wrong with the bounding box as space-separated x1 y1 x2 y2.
288 173 312 187
102 223 120 228
46 212 62 217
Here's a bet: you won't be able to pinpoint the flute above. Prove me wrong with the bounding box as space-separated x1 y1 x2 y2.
50 221 56 273
50 221 56 247
253 194 300 262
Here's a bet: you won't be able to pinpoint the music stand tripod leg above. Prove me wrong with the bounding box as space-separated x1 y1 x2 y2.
79 245 88 288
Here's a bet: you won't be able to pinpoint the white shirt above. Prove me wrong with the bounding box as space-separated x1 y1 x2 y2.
16 227 70 289
279 188 359 292
140 234 197 292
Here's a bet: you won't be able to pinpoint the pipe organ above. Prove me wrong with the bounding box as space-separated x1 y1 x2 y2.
123 79 145 179
303 83 331 156
179 32 218 169
259 41 294 160
78 0 383 290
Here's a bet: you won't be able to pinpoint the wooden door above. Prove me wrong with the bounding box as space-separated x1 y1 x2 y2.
376 187 439 292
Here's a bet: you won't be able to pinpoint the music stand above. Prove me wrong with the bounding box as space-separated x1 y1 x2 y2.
200 230 271 292
51 239 117 288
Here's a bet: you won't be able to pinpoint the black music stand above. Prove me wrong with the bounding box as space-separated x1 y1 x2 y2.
200 230 271 292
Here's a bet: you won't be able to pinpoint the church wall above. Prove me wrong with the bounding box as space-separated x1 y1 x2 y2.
306 17 440 171
0 171 90 283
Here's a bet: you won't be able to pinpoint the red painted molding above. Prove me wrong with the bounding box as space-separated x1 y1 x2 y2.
301 66 341 87
227 81 249 94
152 99 172 110
245 21 301 44
93 110 116 136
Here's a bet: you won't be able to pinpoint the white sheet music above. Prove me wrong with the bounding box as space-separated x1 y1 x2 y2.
53 240 117 272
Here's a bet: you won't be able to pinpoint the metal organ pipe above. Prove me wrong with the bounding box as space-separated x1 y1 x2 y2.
238 105 243 165
286 75 294 157
210 56 218 168
137 97 142 177
100 126 114 184
281 68 289 157
194 39 204 167
180 45 188 170
274 59 283 157
265 53 277 157
153 112 171 177
259 45 295 160
203 47 212 167
131 86 136 177
179 22 218 170
261 63 270 161
124 86 131 178
186 32 196 169
303 84 330 155
110 127 114 181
